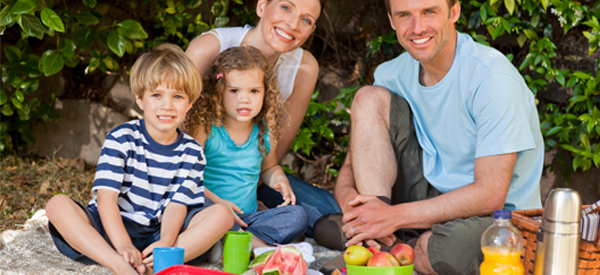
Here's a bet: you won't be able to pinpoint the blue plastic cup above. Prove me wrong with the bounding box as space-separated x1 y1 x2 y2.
153 247 184 274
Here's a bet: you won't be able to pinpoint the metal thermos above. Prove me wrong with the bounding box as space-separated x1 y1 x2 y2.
533 188 581 275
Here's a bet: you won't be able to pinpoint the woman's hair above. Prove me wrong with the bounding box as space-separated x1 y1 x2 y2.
130 44 202 103
185 46 282 156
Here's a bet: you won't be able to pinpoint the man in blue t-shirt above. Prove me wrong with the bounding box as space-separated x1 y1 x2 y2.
333 0 544 273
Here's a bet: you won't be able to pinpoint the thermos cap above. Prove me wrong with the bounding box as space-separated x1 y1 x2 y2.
542 188 582 225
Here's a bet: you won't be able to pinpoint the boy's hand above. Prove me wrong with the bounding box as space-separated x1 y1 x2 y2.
273 181 296 207
141 239 173 268
116 243 145 272
220 200 248 228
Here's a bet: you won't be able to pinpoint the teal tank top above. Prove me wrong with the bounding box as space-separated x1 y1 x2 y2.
203 124 270 213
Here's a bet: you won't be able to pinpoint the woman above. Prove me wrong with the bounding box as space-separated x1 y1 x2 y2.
185 0 341 237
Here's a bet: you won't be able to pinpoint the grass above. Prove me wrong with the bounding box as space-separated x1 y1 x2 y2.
0 155 95 232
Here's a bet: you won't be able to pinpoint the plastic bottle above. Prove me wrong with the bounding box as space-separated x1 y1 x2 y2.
479 210 524 275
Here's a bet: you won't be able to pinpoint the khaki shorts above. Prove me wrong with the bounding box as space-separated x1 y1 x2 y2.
388 92 493 274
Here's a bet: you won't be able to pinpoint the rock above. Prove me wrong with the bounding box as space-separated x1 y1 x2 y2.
281 151 300 172
29 99 129 165
106 75 143 119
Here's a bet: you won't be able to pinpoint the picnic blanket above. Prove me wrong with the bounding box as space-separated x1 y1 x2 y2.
0 210 340 274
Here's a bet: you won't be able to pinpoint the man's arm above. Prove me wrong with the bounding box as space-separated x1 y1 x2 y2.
342 152 517 246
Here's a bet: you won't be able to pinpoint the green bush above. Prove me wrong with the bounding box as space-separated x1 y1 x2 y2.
0 0 253 152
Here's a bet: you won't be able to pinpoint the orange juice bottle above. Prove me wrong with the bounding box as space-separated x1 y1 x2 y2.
480 210 524 275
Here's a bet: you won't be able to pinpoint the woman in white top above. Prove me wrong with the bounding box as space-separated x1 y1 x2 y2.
185 0 341 237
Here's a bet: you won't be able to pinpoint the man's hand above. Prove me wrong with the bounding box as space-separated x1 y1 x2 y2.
341 195 398 247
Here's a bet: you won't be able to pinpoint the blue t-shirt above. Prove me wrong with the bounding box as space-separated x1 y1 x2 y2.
89 120 206 226
374 32 543 210
203 124 270 214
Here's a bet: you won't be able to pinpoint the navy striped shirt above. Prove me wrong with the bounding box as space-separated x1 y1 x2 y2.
88 120 206 227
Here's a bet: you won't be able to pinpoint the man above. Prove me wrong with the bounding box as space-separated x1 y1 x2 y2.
332 0 544 273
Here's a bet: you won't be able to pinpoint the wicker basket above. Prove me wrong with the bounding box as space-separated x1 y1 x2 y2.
511 206 600 275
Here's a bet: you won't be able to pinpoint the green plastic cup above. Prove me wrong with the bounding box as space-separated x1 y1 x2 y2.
223 231 253 274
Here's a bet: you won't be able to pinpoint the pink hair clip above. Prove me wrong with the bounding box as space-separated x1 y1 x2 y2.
216 73 223 79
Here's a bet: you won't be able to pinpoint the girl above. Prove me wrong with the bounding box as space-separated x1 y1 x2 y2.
185 0 341 238
185 46 308 247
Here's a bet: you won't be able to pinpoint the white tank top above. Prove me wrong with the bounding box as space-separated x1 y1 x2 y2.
198 25 303 100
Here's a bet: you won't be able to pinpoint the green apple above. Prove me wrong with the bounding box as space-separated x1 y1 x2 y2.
343 245 373 266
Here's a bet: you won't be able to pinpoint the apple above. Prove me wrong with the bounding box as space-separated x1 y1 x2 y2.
367 252 400 267
367 247 380 254
390 243 415 265
343 245 373 266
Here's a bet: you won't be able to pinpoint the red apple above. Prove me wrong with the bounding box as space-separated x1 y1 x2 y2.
367 252 400 267
367 247 381 254
390 243 415 265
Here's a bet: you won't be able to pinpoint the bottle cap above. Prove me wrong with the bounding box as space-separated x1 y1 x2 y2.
494 210 511 219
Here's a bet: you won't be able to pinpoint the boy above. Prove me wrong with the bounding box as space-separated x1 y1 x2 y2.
46 44 234 275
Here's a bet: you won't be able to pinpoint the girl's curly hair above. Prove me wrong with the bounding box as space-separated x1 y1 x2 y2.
185 46 282 156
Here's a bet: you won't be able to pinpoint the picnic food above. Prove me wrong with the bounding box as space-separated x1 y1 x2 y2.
390 243 415 265
343 245 372 266
367 252 400 267
249 246 309 275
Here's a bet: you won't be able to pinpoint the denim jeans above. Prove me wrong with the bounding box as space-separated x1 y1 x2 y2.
231 204 308 244
257 173 341 237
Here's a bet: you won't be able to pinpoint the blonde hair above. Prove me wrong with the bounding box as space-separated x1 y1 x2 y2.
130 44 202 103
185 46 282 156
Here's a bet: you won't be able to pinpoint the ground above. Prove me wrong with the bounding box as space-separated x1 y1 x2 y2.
0 155 95 232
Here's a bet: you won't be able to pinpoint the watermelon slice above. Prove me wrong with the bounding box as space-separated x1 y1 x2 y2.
249 249 275 274
259 246 308 275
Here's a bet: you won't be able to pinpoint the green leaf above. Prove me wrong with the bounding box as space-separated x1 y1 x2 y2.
60 39 77 58
504 0 515 15
76 11 100 26
40 8 65 32
107 29 126 57
184 0 202 8
540 0 548 10
531 14 540 27
15 91 24 102
517 32 526 47
18 14 44 40
1 104 13 116
41 51 64 76
523 29 538 40
117 19 148 39
63 54 79 68
83 0 97 9
491 25 505 39
73 26 96 50
546 126 562 136
0 4 16 26
572 72 592 80
11 97 22 109
214 15 229 27
11 0 36 15
232 0 242 4
4 45 21 63
102 55 119 70
0 90 7 105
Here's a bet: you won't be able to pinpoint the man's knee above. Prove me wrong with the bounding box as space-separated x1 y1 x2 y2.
414 231 437 275
351 86 391 116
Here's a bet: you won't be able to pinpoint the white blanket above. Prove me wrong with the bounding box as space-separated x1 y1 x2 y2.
0 211 340 274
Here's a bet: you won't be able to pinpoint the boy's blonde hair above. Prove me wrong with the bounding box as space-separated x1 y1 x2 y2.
185 46 282 157
130 44 202 103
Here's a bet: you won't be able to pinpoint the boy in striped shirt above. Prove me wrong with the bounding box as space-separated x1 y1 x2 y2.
46 44 234 275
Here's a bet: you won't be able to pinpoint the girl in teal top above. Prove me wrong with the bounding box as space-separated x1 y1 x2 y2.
185 46 308 246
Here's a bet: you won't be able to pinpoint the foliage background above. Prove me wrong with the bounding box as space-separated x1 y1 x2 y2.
1 0 599 185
